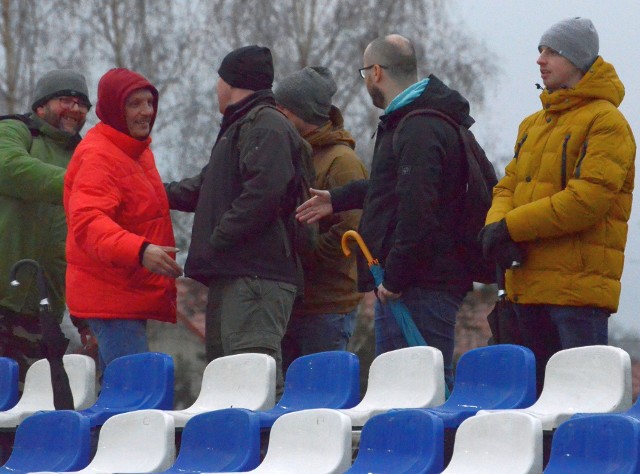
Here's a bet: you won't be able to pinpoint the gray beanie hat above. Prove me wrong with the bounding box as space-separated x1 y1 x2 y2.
274 66 337 126
31 69 91 111
539 17 599 72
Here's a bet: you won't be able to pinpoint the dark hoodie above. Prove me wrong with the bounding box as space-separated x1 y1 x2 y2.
331 75 475 293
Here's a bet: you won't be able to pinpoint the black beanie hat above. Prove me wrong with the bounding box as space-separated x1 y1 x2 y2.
218 45 274 91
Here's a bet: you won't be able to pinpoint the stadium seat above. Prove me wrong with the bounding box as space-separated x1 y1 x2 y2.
165 353 275 428
442 411 543 473
338 346 445 428
426 344 536 428
0 410 90 473
544 414 640 473
477 345 632 430
0 358 18 411
346 409 444 474
257 351 359 429
0 354 96 428
158 408 261 473
78 352 174 428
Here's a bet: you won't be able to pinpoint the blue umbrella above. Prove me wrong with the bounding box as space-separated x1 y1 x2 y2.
341 230 427 347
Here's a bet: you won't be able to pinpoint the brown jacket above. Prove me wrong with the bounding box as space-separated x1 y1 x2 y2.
294 107 368 315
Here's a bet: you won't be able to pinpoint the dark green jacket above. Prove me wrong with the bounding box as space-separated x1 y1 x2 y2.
0 114 80 320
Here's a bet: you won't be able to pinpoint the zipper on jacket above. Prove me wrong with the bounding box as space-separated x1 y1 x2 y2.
574 141 588 179
514 133 528 159
561 134 571 189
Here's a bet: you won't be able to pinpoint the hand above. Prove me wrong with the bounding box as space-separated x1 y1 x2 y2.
295 188 333 224
478 219 511 259
142 245 183 278
377 283 402 305
77 327 98 358
495 240 525 270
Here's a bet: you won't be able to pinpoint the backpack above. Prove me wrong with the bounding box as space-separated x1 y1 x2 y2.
393 108 498 284
236 105 319 267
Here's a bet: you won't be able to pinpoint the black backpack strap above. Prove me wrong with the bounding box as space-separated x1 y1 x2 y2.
392 108 461 158
0 113 40 138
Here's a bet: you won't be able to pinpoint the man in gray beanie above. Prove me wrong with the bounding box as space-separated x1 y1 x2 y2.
274 67 368 371
0 68 94 385
479 17 635 396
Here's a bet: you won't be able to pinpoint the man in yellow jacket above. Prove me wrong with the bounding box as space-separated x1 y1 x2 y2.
479 17 636 394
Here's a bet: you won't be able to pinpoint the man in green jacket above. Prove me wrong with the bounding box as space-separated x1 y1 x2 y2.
0 69 91 383
275 66 368 371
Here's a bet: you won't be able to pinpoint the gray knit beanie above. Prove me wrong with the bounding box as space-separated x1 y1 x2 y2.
31 69 91 111
539 17 599 72
274 66 337 126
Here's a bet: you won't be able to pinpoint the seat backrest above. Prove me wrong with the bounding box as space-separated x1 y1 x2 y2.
88 409 175 473
92 352 174 410
446 344 536 409
535 346 632 413
166 408 261 473
62 354 96 410
544 414 640 473
361 346 445 408
191 353 275 411
12 358 55 410
443 412 543 474
3 410 90 472
257 408 352 474
277 351 359 410
0 357 18 411
347 409 444 474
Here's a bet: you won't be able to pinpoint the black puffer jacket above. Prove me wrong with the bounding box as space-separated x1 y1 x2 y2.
331 75 474 293
165 91 301 286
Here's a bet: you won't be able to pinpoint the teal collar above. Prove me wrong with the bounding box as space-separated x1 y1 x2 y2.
385 78 430 114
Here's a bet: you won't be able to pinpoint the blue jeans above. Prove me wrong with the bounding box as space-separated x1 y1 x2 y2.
281 310 357 372
513 304 609 395
375 288 463 391
85 318 148 372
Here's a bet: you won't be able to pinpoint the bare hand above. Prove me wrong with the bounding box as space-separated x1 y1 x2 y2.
295 188 333 224
377 283 402 305
142 245 183 278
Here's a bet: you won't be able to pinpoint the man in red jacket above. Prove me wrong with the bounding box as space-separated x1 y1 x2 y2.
64 68 182 372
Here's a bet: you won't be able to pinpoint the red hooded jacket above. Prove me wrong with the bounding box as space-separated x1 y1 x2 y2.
64 68 176 322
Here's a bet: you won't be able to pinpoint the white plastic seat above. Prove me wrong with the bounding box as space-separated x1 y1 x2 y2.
338 346 445 427
33 409 176 474
0 354 96 428
165 353 276 428
442 412 543 474
215 408 352 474
477 345 632 430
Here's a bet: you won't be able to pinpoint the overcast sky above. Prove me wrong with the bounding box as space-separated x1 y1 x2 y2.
452 0 640 333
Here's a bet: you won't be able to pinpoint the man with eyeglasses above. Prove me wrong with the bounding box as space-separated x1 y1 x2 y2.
297 34 479 390
0 69 91 384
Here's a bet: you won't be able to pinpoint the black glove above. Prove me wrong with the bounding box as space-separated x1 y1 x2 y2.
478 219 525 269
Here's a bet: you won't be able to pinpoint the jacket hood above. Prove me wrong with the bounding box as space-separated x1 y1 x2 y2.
304 105 356 149
387 74 475 129
540 57 625 112
96 68 159 136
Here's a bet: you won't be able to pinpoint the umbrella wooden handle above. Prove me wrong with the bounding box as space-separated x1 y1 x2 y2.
341 230 377 266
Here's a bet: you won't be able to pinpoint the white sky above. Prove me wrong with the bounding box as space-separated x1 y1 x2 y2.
453 0 640 333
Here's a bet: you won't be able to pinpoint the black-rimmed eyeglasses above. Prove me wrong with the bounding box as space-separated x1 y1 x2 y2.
358 64 388 78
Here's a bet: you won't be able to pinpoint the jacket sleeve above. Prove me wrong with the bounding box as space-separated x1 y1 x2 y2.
313 153 368 265
164 167 205 212
506 108 636 242
65 152 145 268
330 178 369 212
383 117 449 293
0 120 65 204
209 124 295 250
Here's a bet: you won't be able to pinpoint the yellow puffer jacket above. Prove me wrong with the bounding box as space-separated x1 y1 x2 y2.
487 57 636 312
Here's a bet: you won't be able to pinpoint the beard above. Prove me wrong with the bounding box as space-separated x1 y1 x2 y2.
40 104 86 135
367 83 385 110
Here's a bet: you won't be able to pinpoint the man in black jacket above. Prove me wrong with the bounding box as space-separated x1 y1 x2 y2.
296 34 476 389
165 46 302 396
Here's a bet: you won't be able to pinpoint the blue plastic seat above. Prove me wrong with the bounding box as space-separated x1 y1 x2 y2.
0 410 90 473
544 414 640 473
425 344 536 428
79 352 174 427
0 358 18 411
158 408 260 473
346 409 444 474
258 351 360 429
